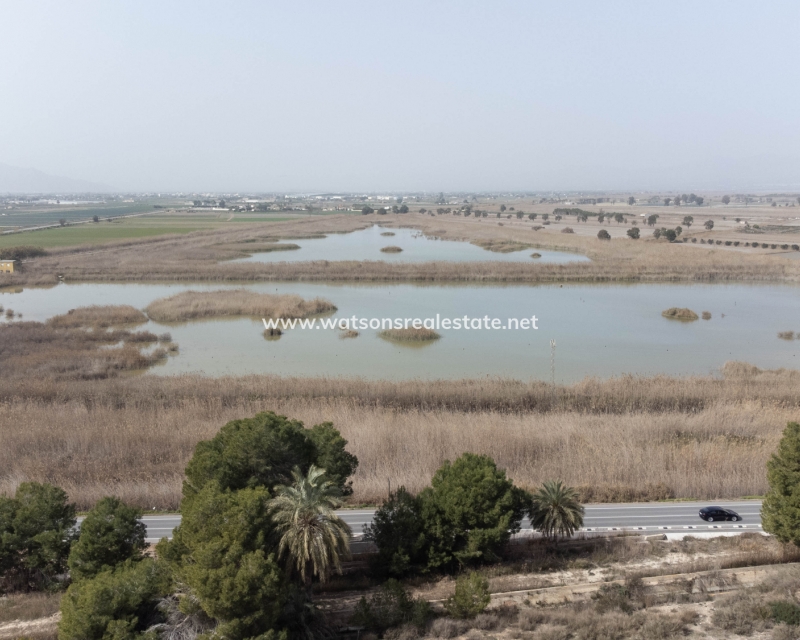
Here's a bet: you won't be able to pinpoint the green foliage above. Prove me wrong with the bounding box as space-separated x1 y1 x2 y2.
443 572 490 619
69 497 146 581
0 246 46 261
530 480 584 542
762 423 800 545
270 465 351 586
351 579 432 632
183 411 357 500
307 422 359 496
663 228 677 242
627 227 640 239
158 485 287 638
0 482 77 593
597 229 611 240
58 558 170 640
364 487 427 578
419 453 529 571
770 600 800 626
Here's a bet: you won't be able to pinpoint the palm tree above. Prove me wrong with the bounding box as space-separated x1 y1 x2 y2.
270 465 352 593
530 480 584 544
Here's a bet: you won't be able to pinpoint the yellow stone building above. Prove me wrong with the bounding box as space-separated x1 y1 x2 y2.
0 260 16 273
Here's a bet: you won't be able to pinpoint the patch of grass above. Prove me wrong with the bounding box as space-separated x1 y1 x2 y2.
0 592 61 623
47 305 147 329
530 252 542 258
472 239 532 253
381 232 396 237
778 331 796 340
702 311 712 320
381 246 403 253
378 328 441 343
144 289 336 322
662 307 699 321
340 329 360 339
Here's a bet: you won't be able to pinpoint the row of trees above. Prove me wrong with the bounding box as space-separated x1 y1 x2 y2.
362 204 410 215
365 454 583 578
1 412 585 639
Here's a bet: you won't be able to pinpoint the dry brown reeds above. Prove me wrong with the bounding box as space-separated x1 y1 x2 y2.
380 246 403 253
340 329 359 339
0 321 165 380
702 311 712 320
472 239 532 253
378 327 441 342
380 232 395 237
778 331 796 340
47 305 147 328
662 307 699 321
144 289 336 322
0 363 797 510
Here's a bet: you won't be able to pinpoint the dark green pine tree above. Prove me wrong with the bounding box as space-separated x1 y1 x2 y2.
762 422 800 544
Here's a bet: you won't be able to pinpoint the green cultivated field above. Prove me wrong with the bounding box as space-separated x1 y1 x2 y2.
0 213 294 249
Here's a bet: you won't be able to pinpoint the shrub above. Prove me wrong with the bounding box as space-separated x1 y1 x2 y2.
597 229 611 240
443 572 490 619
519 608 547 631
419 454 529 571
770 600 800 626
0 246 46 261
0 482 76 593
793 245 799 251
183 411 358 499
626 227 639 239
661 307 699 321
58 558 170 640
560 227 574 234
593 576 645 614
364 488 426 578
428 618 469 638
351 579 432 633
68 497 146 581
763 423 800 545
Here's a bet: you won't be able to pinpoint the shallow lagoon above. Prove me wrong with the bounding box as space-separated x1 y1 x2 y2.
3 281 799 381
231 225 590 264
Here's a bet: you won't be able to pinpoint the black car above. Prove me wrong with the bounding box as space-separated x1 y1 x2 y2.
699 506 741 522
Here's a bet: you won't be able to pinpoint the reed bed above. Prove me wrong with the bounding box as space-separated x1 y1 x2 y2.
0 322 165 380
378 327 441 342
662 307 699 321
379 245 403 253
0 363 796 510
46 304 147 328
144 289 336 322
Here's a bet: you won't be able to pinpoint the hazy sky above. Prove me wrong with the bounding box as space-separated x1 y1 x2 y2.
2 1 799 193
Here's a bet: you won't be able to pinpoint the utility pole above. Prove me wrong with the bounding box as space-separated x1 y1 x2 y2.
550 339 556 387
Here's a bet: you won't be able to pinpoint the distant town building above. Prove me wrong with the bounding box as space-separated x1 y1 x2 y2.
0 259 15 273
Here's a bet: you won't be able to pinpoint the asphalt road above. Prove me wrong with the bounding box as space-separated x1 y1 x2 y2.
138 500 763 542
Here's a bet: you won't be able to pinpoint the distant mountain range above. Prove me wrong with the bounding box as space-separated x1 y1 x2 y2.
0 162 114 194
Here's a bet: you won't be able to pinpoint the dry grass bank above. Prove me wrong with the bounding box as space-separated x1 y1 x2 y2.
144 289 336 322
3 213 800 287
0 363 797 510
